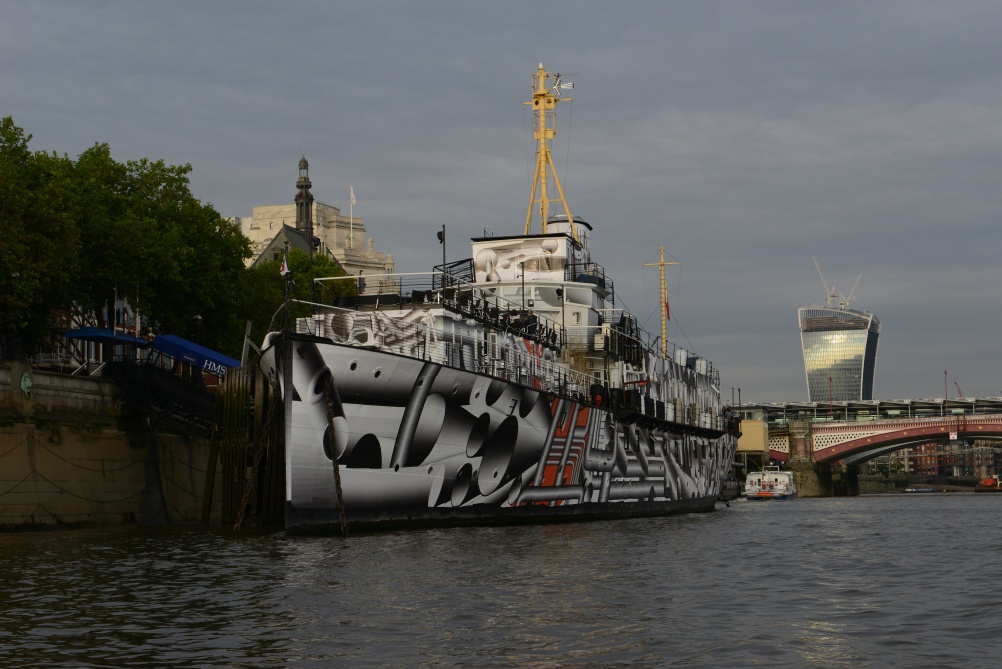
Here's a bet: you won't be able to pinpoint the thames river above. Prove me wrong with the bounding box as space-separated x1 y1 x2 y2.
2 494 1000 668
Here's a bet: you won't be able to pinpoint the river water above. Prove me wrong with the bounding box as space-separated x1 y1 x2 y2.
2 494 1000 668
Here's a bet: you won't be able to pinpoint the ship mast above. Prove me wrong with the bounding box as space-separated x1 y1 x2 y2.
524 63 579 242
644 246 680 359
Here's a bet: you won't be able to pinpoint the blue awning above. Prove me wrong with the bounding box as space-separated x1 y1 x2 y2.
150 334 240 375
64 327 149 346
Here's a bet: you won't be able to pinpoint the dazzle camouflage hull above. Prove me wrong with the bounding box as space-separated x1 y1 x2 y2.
269 334 736 532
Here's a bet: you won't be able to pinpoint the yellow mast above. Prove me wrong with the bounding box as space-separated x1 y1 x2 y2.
644 246 680 359
524 63 579 242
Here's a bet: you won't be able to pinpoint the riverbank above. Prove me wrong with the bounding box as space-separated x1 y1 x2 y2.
0 361 224 530
0 420 220 529
859 475 980 494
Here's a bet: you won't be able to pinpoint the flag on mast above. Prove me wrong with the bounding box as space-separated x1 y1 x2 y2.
665 301 671 321
350 185 356 206
280 253 290 276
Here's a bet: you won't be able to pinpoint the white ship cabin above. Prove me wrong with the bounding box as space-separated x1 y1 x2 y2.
470 216 608 344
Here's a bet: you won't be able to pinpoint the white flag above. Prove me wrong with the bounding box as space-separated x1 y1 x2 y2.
280 253 289 276
350 185 356 206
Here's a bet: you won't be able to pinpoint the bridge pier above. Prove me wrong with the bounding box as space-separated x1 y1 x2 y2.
788 460 859 497
786 421 859 497
789 460 826 497
788 421 828 498
831 462 860 497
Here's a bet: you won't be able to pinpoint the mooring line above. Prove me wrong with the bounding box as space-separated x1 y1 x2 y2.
324 376 349 538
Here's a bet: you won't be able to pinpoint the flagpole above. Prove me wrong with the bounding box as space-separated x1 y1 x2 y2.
281 243 292 330
349 184 354 249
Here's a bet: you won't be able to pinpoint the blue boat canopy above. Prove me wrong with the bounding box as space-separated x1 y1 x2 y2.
151 334 240 375
64 327 149 346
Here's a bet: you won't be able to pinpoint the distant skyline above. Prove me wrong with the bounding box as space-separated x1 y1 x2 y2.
5 1 1002 402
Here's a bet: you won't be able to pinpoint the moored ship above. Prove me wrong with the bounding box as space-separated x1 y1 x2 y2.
259 64 739 533
743 467 797 501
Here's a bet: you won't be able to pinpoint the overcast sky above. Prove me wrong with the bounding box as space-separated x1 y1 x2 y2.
5 1 1002 403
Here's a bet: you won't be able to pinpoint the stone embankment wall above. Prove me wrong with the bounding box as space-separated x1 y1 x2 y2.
0 361 222 530
858 476 908 494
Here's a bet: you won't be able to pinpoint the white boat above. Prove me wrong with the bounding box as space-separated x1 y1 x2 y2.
259 64 739 533
743 467 797 501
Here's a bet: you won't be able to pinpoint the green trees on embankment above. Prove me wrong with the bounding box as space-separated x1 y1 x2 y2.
0 117 348 360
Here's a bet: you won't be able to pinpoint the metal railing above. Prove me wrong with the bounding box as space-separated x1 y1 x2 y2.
315 274 565 351
295 307 594 400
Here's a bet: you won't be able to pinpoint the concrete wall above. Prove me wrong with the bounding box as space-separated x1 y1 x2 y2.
859 476 908 494
0 423 222 529
0 361 120 418
0 361 222 530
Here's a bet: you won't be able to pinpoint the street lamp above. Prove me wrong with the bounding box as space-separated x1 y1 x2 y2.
192 314 203 343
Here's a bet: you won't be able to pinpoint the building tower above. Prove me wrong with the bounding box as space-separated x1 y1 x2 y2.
798 258 881 402
294 154 314 233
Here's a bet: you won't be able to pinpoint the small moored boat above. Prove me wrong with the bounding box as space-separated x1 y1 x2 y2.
975 477 1002 493
743 466 796 501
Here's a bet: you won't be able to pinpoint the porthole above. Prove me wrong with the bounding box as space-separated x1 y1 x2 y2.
349 361 358 372
374 368 382 379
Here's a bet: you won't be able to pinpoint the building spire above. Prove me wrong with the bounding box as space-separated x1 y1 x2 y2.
295 154 314 232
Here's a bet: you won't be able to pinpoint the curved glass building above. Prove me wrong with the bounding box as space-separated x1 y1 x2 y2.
798 306 880 402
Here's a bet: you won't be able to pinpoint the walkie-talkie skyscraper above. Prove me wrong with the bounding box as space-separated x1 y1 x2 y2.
799 259 880 402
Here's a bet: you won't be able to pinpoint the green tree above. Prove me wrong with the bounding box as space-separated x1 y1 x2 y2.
239 249 354 349
71 146 252 352
0 119 80 353
0 117 252 358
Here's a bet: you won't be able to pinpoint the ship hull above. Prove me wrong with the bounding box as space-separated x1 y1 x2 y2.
745 492 797 501
267 333 737 534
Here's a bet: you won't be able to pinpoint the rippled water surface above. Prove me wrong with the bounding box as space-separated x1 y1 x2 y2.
3 494 1002 667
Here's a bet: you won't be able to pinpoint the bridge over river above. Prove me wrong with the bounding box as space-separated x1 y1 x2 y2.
735 398 1002 495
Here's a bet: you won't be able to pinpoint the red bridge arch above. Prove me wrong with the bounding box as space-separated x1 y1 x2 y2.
809 414 1002 464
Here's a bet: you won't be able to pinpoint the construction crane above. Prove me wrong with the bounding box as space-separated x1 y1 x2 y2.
954 381 965 399
812 257 862 308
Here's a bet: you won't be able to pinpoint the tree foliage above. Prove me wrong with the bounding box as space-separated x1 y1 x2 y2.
239 249 354 350
0 119 79 351
0 117 252 357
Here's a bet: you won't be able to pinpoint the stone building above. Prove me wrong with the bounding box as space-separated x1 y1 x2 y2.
239 157 393 285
